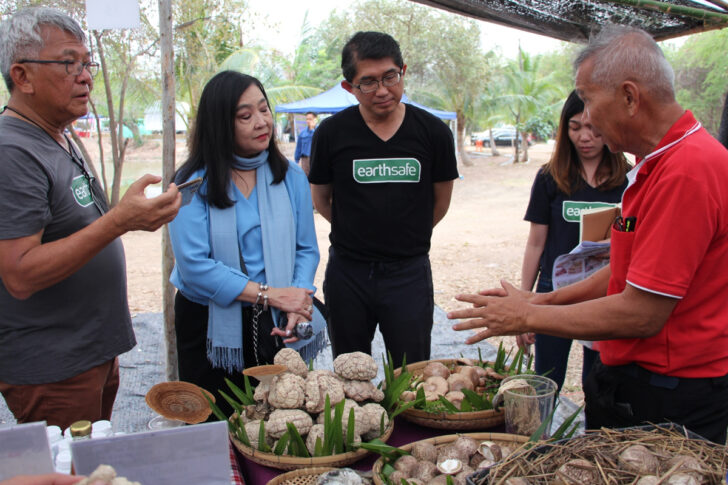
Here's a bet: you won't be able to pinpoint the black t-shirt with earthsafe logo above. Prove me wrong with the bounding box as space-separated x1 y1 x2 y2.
309 104 458 262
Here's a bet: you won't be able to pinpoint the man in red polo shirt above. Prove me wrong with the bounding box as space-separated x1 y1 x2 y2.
448 25 728 444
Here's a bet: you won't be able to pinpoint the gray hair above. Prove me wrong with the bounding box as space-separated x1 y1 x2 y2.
0 7 86 91
574 25 675 102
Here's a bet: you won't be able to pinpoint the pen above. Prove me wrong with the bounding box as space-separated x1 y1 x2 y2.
624 216 636 232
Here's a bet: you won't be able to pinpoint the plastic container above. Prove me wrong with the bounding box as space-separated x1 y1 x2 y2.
501 374 557 439
92 420 113 438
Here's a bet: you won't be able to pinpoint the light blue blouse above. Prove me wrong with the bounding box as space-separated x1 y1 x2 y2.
169 161 319 307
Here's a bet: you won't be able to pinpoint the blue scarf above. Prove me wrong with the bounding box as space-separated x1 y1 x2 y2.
207 150 326 371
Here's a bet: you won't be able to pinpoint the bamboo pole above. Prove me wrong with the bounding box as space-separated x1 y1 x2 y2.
604 0 728 23
158 0 178 382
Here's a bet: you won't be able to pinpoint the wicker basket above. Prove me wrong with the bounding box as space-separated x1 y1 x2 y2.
371 432 529 485
394 359 505 430
265 467 336 485
232 421 394 471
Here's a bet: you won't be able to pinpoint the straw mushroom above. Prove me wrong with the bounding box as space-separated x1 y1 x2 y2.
477 441 503 462
452 435 479 458
618 445 659 475
554 459 600 484
436 458 463 475
333 352 377 381
411 441 439 463
267 372 306 409
266 409 312 439
473 366 488 387
426 475 449 485
304 370 345 413
437 444 468 463
411 461 438 482
447 373 474 393
343 379 385 402
394 455 419 476
665 455 705 480
420 376 449 396
503 479 530 485
423 362 451 380
454 468 474 485
389 471 409 484
274 348 308 378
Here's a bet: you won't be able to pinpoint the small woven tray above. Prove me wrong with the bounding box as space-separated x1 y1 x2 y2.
395 359 504 430
372 432 529 485
265 467 336 485
232 421 394 471
145 381 215 424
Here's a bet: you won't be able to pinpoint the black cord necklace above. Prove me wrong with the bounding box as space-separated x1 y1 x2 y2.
1 105 106 214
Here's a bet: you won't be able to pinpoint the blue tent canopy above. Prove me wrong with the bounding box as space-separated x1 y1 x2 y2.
275 83 457 120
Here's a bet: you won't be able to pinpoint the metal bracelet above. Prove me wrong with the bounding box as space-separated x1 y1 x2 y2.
262 294 269 312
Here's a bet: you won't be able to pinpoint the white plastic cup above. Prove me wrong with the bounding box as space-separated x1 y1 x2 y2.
502 374 558 439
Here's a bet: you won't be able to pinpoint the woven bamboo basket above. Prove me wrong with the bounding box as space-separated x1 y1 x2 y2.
265 467 336 485
232 421 394 471
394 359 505 430
371 432 529 485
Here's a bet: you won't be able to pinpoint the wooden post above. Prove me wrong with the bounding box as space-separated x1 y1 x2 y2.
158 0 178 381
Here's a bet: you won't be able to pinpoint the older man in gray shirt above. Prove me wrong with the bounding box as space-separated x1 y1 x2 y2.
0 7 180 429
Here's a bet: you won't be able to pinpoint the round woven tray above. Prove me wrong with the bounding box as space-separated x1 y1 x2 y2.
371 432 529 485
394 359 505 431
232 421 394 471
145 381 215 424
265 467 336 485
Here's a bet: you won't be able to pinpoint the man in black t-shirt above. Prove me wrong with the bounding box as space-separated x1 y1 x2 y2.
308 31 459 367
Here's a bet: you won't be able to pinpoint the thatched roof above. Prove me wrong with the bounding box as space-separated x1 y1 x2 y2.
410 0 728 42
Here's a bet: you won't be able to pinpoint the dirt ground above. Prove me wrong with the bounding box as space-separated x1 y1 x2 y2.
119 140 587 402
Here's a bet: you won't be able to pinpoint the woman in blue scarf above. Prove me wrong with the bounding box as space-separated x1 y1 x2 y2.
168 71 326 415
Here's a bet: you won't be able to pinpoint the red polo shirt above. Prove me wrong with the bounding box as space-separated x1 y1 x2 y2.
600 111 728 378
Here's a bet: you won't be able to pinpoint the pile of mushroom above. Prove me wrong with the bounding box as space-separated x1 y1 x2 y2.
236 349 389 455
387 435 514 485
401 360 505 409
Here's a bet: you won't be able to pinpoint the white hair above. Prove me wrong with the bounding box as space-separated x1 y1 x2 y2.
574 25 675 102
0 7 86 91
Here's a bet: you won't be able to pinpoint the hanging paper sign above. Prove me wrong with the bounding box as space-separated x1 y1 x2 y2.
86 0 141 30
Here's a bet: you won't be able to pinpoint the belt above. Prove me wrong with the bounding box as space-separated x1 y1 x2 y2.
614 363 728 391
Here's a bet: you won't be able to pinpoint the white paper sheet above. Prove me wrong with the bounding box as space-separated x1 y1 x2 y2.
71 421 231 485
0 421 54 480
86 0 140 30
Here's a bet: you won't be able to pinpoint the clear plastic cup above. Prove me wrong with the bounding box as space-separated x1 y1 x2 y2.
501 374 558 439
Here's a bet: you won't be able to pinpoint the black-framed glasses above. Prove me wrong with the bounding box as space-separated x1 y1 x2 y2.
353 71 402 94
17 59 99 77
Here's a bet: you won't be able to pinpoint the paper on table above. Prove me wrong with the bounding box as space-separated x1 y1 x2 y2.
0 421 54 480
71 421 231 485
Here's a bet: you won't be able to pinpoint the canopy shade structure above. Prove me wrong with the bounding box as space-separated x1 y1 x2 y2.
410 0 728 42
275 83 457 120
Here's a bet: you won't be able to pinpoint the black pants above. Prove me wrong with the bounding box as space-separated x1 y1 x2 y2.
584 357 728 444
174 292 280 420
323 248 434 368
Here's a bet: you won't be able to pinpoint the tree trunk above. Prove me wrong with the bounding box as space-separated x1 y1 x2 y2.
457 112 474 167
89 98 108 195
159 0 178 382
520 131 530 163
488 128 500 156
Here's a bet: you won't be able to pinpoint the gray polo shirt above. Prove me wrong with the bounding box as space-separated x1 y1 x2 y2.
0 116 135 385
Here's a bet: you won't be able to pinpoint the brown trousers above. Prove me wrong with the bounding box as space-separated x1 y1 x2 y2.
0 357 119 430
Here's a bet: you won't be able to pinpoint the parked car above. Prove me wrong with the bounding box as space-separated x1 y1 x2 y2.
470 127 532 147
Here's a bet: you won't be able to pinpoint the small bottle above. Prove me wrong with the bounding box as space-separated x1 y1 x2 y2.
69 420 92 475
92 420 112 439
46 425 62 462
55 449 72 474
69 420 92 440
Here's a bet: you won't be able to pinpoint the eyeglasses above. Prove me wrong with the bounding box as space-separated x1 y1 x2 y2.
352 71 402 94
17 59 99 77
